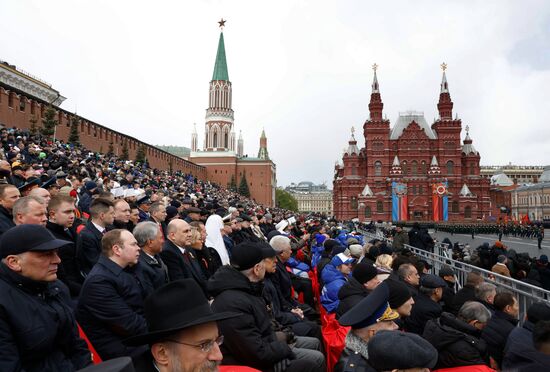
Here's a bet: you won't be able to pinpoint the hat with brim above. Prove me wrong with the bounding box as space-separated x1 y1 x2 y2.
17 177 41 192
125 279 240 346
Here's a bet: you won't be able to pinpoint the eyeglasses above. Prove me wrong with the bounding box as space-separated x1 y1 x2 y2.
165 335 224 353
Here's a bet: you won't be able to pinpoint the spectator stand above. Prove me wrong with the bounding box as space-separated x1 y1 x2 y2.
403 243 550 322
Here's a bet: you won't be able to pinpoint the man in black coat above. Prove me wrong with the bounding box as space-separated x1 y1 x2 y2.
481 291 519 368
160 219 208 296
76 229 148 360
46 194 82 298
405 274 445 334
208 241 324 371
0 225 91 371
450 271 484 315
0 183 19 235
423 301 491 369
133 221 169 297
397 262 420 297
148 201 167 239
503 302 550 370
336 263 380 318
76 198 115 276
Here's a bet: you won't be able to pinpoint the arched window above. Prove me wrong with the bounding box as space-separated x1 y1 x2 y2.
446 161 454 175
411 161 418 176
213 132 218 148
374 161 382 176
464 205 472 218
452 201 459 213
469 163 475 175
351 166 356 175
350 197 358 210
224 133 228 148
421 161 427 175
376 200 384 213
402 161 408 175
365 206 372 218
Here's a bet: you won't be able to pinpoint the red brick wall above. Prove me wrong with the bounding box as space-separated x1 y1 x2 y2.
0 85 206 179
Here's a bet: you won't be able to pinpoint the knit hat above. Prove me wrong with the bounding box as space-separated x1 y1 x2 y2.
368 331 438 370
540 255 549 264
348 244 363 259
85 181 97 191
385 279 413 309
231 241 277 271
352 263 378 284
323 239 340 253
497 255 507 264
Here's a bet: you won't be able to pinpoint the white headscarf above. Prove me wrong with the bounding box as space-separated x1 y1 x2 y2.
205 214 230 265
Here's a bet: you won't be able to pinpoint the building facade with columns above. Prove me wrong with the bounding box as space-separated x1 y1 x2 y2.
188 23 276 206
510 166 550 222
286 182 333 215
333 65 490 222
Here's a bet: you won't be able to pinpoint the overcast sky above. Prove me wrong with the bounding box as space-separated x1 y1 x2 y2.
2 0 549 187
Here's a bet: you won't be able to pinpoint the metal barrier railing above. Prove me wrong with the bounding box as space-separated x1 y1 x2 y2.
403 243 550 319
357 227 550 319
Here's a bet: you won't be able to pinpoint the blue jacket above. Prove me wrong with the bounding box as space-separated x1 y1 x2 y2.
286 257 310 276
320 264 348 313
76 255 148 360
311 244 324 267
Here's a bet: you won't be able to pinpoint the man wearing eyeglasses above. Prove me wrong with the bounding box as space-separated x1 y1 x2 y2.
127 279 240 372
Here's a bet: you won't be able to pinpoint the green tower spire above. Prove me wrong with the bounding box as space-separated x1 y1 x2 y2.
212 32 229 81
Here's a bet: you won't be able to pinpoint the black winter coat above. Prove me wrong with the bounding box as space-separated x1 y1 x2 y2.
208 266 293 370
0 264 91 371
404 293 442 334
76 255 148 360
480 310 518 368
0 205 15 236
76 221 104 276
450 284 476 315
47 221 82 297
503 320 550 371
336 277 369 318
423 312 488 369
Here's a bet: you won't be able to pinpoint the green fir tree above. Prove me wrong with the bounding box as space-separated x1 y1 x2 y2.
238 173 251 198
228 174 237 191
68 115 80 145
40 106 58 137
135 143 146 163
29 115 38 136
120 141 129 160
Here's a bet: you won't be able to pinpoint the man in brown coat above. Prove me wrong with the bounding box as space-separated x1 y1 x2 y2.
492 255 511 277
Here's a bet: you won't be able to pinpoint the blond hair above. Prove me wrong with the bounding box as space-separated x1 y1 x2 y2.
375 254 393 270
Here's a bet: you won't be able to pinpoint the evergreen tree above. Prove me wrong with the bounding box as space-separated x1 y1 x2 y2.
108 142 114 156
238 174 251 198
135 143 146 163
120 141 129 160
228 174 237 191
29 115 38 136
40 105 58 137
275 189 298 211
68 115 80 145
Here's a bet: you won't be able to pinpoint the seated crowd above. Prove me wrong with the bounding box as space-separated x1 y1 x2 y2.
0 127 550 372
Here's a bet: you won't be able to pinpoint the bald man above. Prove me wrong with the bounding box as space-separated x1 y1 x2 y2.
159 219 209 296
29 187 51 205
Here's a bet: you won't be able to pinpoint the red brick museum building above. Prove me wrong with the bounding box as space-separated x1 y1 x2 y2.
333 66 490 222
